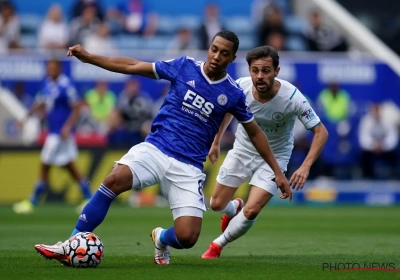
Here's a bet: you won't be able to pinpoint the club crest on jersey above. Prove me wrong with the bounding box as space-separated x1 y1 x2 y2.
217 94 228 106
272 112 284 122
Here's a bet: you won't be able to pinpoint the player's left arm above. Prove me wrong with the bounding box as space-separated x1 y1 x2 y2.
289 93 329 190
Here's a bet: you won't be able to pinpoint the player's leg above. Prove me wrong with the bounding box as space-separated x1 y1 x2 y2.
209 150 252 231
151 160 206 264
69 163 132 237
61 136 92 201
202 167 279 259
13 162 51 214
35 142 167 262
64 162 92 201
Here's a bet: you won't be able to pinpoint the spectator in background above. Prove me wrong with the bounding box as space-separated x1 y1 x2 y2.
38 5 69 50
13 81 33 109
83 23 116 55
252 0 292 26
109 78 153 145
72 0 104 21
166 27 198 56
257 6 288 47
69 3 101 46
106 0 158 36
306 11 348 52
198 3 224 50
266 32 286 51
0 1 20 53
317 82 351 123
358 102 399 179
84 81 117 134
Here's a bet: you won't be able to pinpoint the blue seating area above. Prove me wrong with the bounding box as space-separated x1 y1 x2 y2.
11 0 309 51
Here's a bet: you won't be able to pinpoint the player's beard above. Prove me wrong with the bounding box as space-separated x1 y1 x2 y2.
255 78 274 94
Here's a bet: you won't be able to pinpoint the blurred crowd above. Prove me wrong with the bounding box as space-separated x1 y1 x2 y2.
0 0 350 54
1 0 400 181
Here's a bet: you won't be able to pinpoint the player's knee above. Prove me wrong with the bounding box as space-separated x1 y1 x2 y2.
102 172 130 196
209 197 226 212
175 229 200 249
243 205 262 220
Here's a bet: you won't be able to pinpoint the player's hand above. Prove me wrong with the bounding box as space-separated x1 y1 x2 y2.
60 126 70 140
275 173 292 201
67 45 91 63
208 142 220 164
289 165 309 191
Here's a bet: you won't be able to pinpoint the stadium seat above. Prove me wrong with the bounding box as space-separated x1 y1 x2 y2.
19 14 43 35
20 34 38 49
223 16 255 36
284 15 308 35
285 35 308 51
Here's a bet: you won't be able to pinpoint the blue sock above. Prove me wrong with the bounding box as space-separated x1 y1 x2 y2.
79 179 92 200
71 184 116 237
29 181 47 205
159 226 185 249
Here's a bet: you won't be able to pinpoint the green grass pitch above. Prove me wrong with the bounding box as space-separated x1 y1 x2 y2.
0 204 399 280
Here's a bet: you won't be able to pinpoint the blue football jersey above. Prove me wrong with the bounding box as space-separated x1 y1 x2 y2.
38 74 79 134
146 56 254 170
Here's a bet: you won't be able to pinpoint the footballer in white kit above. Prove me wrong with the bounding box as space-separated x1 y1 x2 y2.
202 46 328 259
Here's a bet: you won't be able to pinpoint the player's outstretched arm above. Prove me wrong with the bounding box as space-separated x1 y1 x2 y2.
208 113 234 163
67 45 156 79
242 120 292 201
289 123 328 190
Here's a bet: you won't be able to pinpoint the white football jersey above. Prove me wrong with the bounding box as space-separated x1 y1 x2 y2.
233 77 321 168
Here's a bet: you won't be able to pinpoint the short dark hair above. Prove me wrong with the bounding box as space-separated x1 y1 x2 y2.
211 30 240 54
246 46 279 69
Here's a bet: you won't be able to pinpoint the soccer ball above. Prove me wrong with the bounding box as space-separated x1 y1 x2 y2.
65 232 104 268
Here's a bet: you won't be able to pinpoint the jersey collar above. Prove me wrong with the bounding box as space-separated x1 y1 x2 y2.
200 62 228 84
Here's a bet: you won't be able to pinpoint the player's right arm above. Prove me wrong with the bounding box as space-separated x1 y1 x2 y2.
208 113 234 163
67 45 156 79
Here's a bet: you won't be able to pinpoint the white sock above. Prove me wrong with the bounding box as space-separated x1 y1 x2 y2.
210 198 237 217
214 209 256 248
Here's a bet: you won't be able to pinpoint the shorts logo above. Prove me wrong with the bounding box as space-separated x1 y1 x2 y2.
272 112 284 122
217 94 228 106
219 167 227 179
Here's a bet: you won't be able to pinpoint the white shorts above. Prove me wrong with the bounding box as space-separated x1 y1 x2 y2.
216 149 287 195
115 142 207 216
40 134 78 166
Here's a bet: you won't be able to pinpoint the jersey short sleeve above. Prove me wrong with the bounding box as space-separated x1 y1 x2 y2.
229 91 254 123
295 91 321 130
153 56 186 81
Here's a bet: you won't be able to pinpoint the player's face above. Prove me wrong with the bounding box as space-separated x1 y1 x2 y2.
206 36 236 74
47 61 61 80
249 57 280 94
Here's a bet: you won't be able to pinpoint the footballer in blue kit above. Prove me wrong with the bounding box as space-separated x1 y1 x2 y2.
35 31 291 265
13 60 92 215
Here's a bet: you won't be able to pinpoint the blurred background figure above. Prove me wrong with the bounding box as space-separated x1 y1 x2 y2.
83 23 116 55
166 27 198 56
38 4 69 50
106 0 158 36
109 78 152 145
306 10 348 52
257 5 287 47
317 82 351 124
198 3 224 50
358 102 399 179
71 0 104 21
0 1 20 53
69 3 101 46
84 81 117 135
12 59 92 214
